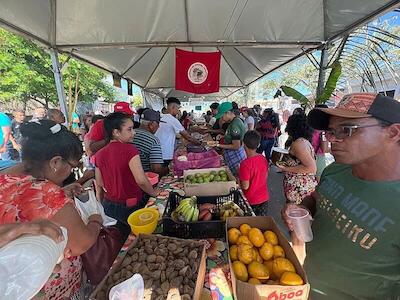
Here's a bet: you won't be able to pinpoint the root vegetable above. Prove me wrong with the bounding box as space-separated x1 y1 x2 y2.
146 254 157 263
173 259 185 270
179 266 189 276
188 249 198 260
167 243 177 251
145 278 153 289
161 280 170 294
170 276 183 287
198 209 210 220
152 270 161 280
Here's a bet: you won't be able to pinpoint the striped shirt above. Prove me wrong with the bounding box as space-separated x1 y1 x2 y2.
132 128 163 172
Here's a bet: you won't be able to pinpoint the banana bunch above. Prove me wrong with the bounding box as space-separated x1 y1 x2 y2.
172 196 199 222
219 201 244 221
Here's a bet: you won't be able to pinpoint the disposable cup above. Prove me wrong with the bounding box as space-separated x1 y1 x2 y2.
286 207 313 242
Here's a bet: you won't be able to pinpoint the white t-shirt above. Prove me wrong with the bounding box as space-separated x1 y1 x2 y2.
244 116 255 130
155 113 184 160
209 116 216 127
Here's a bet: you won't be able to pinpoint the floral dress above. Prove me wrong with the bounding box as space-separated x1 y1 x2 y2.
283 138 318 204
0 174 83 300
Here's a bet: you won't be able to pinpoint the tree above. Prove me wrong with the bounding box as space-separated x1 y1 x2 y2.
131 94 143 109
0 28 115 118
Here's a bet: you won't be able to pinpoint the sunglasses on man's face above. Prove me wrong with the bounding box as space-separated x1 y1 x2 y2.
325 124 381 140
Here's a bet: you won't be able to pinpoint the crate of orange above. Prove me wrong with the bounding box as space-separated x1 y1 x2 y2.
226 216 310 300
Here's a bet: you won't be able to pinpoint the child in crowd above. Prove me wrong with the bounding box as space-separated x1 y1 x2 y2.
239 130 269 215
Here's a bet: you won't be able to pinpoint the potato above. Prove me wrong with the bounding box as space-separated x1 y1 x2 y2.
170 276 183 287
167 243 177 252
188 249 198 260
146 254 157 263
173 259 185 270
144 278 153 289
161 280 170 294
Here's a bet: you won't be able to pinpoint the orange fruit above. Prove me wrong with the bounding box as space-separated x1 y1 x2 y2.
248 278 261 285
263 260 274 273
280 272 304 286
248 228 265 247
228 228 241 245
251 248 263 263
239 223 252 236
247 261 269 280
238 244 254 265
273 245 285 258
263 230 278 246
238 244 253 264
229 245 238 261
259 243 274 261
272 258 296 278
237 235 253 246
232 261 248 282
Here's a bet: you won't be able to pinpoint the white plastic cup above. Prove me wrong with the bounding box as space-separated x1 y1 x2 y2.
0 227 68 299
286 207 313 242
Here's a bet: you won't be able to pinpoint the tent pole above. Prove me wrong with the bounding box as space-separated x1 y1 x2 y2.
49 49 69 123
316 46 329 99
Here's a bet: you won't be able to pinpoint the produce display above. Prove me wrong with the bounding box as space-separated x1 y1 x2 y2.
171 196 200 222
228 224 304 286
94 235 205 300
185 170 229 184
171 198 244 223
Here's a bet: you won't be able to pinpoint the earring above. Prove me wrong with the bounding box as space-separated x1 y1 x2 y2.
54 168 57 173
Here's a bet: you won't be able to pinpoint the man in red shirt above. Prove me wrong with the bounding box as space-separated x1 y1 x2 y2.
85 102 134 156
239 130 269 215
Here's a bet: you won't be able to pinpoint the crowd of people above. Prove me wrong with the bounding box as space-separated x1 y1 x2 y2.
0 92 399 299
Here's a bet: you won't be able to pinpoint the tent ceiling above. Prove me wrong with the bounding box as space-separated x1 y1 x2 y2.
1 0 399 100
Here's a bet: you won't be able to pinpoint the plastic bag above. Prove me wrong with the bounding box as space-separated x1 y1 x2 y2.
173 149 221 176
0 227 68 299
74 189 117 226
109 273 144 300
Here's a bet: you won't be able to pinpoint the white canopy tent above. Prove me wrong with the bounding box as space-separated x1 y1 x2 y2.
1 0 399 111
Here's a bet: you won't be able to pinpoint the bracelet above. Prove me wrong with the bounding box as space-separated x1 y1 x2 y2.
88 219 103 228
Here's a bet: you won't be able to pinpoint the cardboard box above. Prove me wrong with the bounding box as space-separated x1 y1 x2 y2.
90 234 207 300
184 167 237 196
226 216 310 300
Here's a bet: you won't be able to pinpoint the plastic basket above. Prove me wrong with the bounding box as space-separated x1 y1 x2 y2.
162 190 254 239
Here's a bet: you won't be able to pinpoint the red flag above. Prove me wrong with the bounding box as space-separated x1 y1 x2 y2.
175 49 221 94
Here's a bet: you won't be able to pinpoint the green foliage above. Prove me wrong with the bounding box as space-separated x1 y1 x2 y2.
281 61 342 107
315 61 342 105
280 86 309 106
0 28 115 108
131 94 143 109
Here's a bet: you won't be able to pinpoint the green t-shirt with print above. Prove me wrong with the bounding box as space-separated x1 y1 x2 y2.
224 117 246 144
305 163 400 299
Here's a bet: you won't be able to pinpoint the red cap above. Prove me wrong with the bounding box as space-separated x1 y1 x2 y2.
113 101 134 115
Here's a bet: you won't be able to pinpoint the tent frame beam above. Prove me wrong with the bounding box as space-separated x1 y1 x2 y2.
57 41 322 50
49 49 68 122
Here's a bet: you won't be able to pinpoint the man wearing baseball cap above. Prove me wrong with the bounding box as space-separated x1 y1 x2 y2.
85 101 134 156
283 93 400 299
132 109 168 176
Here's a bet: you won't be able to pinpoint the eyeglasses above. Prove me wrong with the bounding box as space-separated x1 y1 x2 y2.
325 124 381 140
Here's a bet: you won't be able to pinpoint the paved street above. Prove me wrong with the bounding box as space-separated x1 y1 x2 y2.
266 165 290 239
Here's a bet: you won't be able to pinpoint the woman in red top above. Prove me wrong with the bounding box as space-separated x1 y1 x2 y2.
95 112 158 236
180 110 192 130
0 120 102 299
